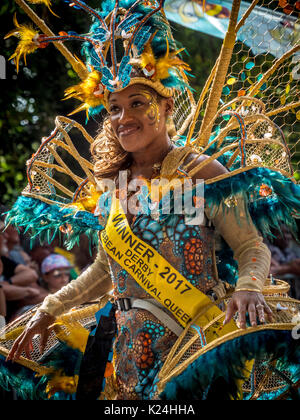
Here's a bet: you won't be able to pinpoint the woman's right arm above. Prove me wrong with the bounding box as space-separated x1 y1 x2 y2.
6 244 113 361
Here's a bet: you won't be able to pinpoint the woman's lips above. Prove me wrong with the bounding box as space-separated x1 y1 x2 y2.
118 126 140 137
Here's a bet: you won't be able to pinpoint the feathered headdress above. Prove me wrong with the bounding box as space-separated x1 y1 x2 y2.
6 0 194 121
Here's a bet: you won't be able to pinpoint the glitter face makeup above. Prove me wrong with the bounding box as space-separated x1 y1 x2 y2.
108 84 173 154
139 89 161 131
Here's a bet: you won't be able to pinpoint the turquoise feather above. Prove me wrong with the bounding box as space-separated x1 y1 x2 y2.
160 329 300 400
6 196 103 250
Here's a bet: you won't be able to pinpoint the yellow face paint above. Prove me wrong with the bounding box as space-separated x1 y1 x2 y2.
139 89 161 130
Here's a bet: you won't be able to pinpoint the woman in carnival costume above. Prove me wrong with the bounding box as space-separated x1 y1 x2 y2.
1 0 300 400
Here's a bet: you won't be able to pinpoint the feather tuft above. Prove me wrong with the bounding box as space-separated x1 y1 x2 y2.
4 15 41 72
140 39 191 82
64 69 105 118
26 0 59 17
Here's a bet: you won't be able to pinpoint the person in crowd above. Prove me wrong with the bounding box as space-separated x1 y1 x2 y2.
29 243 54 271
0 281 6 330
269 226 300 299
73 235 98 273
0 205 36 268
48 236 79 280
40 254 73 294
0 219 47 321
0 206 25 265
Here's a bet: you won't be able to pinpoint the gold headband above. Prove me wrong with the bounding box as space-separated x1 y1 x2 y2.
103 77 174 109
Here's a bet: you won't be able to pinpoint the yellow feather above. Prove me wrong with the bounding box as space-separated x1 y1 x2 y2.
141 39 191 82
5 15 40 72
26 0 59 17
45 371 79 398
0 326 25 342
64 70 104 116
140 42 156 70
72 186 101 212
53 320 89 353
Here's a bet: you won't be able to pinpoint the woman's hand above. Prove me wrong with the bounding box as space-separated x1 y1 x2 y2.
224 291 273 329
6 311 55 362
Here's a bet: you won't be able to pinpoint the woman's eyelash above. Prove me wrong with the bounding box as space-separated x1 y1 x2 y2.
132 101 143 107
110 101 144 112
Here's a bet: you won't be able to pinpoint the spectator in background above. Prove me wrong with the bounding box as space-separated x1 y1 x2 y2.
29 243 54 271
9 254 72 319
50 237 79 280
268 226 300 299
0 264 6 329
0 219 47 321
73 235 97 273
40 254 72 294
28 238 78 280
0 205 27 266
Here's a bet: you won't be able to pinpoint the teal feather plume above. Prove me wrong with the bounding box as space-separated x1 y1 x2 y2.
160 329 300 400
6 196 103 250
0 341 83 400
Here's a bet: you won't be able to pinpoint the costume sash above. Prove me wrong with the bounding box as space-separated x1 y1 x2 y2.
101 195 237 343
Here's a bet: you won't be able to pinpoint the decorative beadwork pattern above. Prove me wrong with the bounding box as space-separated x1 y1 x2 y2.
114 309 177 400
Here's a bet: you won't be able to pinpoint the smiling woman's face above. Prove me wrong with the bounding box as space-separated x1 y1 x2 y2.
108 84 173 153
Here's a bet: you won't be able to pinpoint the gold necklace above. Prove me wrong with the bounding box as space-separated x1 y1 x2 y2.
127 143 175 182
115 144 175 201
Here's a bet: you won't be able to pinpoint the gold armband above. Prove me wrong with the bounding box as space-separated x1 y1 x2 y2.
235 288 262 293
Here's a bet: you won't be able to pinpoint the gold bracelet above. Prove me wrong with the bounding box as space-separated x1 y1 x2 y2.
235 288 262 293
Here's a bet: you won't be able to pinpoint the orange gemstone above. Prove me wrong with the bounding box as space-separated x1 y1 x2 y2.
104 362 114 378
283 5 294 14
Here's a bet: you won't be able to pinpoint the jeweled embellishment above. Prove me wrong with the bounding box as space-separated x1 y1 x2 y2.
183 238 204 276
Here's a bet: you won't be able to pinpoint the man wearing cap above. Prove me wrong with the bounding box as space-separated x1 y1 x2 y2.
41 254 72 294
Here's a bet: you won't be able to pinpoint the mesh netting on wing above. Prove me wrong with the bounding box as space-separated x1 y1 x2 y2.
188 0 299 180
173 85 197 136
23 116 96 206
0 301 104 372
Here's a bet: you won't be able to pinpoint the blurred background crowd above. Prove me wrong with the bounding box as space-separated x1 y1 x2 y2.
0 203 97 327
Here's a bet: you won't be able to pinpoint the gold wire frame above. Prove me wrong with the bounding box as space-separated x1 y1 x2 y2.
0 277 298 400
156 277 300 399
23 116 96 207
185 0 299 180
0 295 111 374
